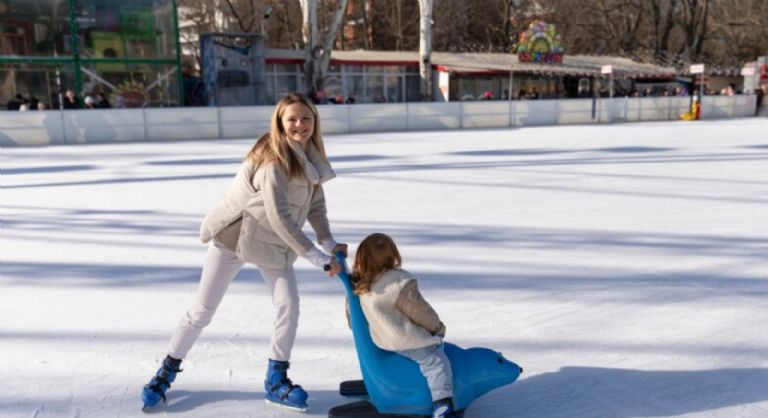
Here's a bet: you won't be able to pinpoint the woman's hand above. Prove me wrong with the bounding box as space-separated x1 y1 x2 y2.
327 257 342 277
331 243 348 257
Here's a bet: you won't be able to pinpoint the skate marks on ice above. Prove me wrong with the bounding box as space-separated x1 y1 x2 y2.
140 389 344 416
481 366 768 418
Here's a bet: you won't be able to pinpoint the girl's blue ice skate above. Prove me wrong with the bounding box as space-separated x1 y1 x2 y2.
264 359 309 412
141 356 182 411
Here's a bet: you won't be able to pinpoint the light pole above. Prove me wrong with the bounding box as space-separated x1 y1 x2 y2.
261 4 272 37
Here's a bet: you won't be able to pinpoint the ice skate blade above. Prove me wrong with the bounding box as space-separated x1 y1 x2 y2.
265 398 309 413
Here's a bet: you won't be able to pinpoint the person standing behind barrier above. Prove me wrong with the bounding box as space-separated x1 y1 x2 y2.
96 93 112 108
62 89 81 109
141 92 348 413
350 233 456 418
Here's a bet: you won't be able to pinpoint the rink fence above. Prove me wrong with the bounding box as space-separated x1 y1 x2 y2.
0 95 757 147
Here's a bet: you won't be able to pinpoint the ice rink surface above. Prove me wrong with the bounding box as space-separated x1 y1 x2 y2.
2 118 767 417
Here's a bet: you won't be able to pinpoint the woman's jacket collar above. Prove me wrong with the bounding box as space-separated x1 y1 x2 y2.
286 138 336 185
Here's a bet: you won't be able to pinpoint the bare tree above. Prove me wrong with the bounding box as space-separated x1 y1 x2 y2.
265 1 303 49
648 0 678 65
418 0 435 100
299 0 349 98
369 0 420 50
677 0 709 63
705 0 768 68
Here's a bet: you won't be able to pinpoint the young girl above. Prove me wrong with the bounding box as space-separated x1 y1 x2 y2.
141 93 347 412
351 233 457 418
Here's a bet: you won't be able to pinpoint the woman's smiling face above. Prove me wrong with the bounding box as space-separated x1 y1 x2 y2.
281 103 315 149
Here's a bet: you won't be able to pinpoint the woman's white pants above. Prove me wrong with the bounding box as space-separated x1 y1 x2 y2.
168 242 300 362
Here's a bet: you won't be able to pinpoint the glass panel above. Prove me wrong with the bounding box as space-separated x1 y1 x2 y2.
275 74 297 99
0 0 72 57
266 73 276 104
75 0 177 59
405 74 421 102
80 61 179 107
385 66 401 75
274 63 298 72
347 74 363 102
324 74 342 103
1 61 76 110
365 74 383 103
385 74 401 103
344 65 363 74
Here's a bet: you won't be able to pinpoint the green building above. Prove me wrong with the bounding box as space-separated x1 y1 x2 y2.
0 0 182 109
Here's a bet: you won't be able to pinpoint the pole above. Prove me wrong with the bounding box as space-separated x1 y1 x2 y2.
508 65 514 100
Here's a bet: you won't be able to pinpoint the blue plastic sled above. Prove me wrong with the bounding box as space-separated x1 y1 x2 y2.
329 254 522 417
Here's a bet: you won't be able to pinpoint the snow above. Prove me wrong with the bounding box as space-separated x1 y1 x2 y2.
2 118 767 418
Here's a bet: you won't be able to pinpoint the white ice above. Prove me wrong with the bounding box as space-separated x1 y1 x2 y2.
1 118 767 418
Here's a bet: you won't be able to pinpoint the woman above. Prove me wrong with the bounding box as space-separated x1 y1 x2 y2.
142 93 347 412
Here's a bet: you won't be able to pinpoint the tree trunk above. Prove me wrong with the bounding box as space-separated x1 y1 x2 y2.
677 0 709 63
300 0 349 100
650 0 677 65
418 0 434 101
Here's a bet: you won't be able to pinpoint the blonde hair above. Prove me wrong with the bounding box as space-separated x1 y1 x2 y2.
245 92 327 178
351 233 402 295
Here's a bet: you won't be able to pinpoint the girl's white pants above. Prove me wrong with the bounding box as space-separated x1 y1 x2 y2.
168 242 300 362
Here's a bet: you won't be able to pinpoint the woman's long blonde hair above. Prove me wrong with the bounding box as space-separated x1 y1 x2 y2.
351 233 402 295
246 92 327 178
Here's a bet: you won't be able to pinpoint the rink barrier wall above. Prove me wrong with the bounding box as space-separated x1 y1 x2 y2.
0 95 757 147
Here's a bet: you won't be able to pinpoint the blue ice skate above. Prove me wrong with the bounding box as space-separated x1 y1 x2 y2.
264 359 309 412
141 356 182 411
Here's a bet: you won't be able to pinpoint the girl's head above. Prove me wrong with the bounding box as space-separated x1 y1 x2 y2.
247 93 327 177
351 233 401 295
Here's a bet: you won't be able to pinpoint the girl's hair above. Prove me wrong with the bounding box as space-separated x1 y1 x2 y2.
351 233 401 295
245 92 327 178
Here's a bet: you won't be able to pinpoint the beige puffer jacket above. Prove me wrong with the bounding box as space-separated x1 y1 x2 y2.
359 269 444 351
199 140 336 270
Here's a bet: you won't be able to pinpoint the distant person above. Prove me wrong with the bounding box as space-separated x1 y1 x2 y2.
140 92 347 413
96 93 111 109
19 103 30 111
62 89 82 109
310 89 328 104
529 87 540 100
481 90 493 100
350 233 455 418
756 85 766 117
517 89 527 100
37 102 47 111
346 94 356 104
84 96 95 109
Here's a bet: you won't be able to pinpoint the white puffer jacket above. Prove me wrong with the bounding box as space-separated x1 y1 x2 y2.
199 140 336 270
359 269 443 351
